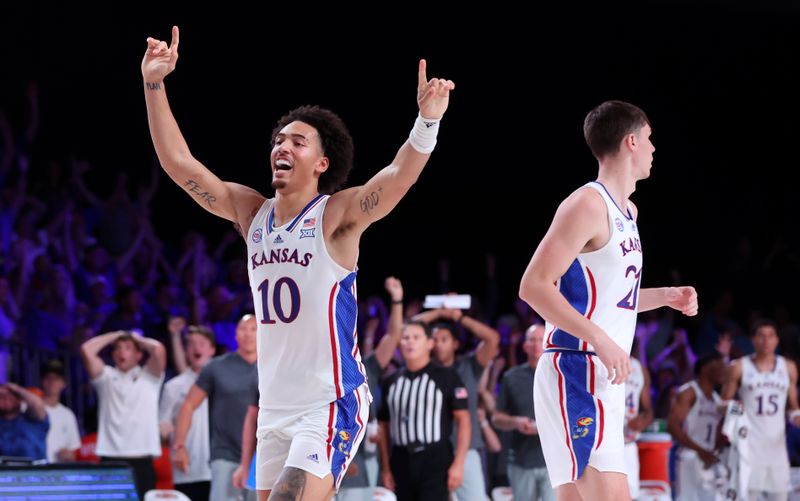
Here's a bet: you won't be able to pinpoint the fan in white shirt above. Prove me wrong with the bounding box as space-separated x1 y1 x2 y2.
41 359 81 463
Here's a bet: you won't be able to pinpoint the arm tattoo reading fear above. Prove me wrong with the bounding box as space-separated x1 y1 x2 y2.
184 179 217 207
145 82 162 91
360 187 382 214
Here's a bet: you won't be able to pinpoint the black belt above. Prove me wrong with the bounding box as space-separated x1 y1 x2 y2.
545 348 597 356
394 441 448 454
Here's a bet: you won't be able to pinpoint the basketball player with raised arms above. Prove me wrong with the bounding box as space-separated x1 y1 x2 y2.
721 319 800 501
141 26 455 501
519 100 698 501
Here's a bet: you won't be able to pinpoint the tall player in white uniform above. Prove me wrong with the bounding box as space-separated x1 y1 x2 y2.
141 27 455 500
721 319 800 501
623 354 653 500
667 353 724 501
519 100 699 501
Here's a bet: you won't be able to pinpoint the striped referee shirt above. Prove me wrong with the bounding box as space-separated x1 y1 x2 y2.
378 362 468 447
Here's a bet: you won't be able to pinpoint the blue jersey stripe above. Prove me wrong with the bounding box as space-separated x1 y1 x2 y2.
335 272 366 394
558 353 596 480
330 390 364 487
551 259 588 349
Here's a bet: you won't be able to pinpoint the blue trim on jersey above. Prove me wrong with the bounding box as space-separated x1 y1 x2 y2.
592 181 633 220
558 353 596 480
330 390 364 487
551 259 588 350
336 272 367 394
287 194 325 232
267 194 325 234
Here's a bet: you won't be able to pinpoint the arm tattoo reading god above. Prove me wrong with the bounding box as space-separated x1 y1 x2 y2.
360 187 383 214
184 179 217 207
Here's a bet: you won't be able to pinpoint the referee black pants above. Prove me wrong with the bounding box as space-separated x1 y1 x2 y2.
390 443 453 501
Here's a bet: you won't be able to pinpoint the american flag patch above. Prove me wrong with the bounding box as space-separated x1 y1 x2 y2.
455 387 468 399
303 218 316 227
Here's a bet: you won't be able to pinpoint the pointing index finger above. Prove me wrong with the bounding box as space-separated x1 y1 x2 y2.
418 59 427 89
171 25 180 49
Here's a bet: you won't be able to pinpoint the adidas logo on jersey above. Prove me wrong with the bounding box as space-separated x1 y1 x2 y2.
273 235 284 244
306 453 319 463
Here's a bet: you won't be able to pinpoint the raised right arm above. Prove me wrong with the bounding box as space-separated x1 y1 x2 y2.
141 26 265 230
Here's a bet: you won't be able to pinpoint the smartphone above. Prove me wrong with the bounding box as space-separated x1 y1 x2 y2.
423 294 471 310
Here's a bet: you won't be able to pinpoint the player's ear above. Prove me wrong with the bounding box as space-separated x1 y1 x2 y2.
623 133 636 151
315 156 329 174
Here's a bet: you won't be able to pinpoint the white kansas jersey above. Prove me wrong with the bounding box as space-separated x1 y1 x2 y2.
544 181 643 353
714 401 751 501
247 194 366 412
738 355 789 461
624 357 644 443
679 380 721 454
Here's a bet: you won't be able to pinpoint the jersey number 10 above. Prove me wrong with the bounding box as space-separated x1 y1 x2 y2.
258 277 301 324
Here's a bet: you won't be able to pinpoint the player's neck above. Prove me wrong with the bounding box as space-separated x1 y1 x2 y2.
596 171 636 208
697 378 714 397
753 352 776 368
273 188 321 226
43 395 60 407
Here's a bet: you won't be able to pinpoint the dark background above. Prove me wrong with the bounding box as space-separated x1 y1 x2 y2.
2 1 799 316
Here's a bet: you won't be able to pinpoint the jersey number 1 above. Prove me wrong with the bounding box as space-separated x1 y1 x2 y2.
258 277 301 324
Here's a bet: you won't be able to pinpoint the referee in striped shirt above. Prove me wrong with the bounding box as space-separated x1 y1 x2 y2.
378 320 470 500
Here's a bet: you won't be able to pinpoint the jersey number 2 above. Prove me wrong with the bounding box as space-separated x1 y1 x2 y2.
258 277 301 324
616 265 642 311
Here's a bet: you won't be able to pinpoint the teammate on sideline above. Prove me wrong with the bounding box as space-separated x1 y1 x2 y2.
721 319 800 501
519 100 698 501
667 353 725 501
142 26 454 501
623 352 653 500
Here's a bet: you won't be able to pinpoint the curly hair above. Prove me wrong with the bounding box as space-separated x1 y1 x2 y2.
271 105 354 194
583 100 650 160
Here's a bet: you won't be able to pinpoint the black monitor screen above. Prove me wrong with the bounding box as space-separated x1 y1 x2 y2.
0 463 138 500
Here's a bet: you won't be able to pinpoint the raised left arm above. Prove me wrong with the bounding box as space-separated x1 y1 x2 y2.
459 313 500 368
135 335 167 378
333 60 454 230
638 286 698 316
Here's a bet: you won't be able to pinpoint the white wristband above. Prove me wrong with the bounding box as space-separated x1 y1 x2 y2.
409 114 440 154
789 409 800 422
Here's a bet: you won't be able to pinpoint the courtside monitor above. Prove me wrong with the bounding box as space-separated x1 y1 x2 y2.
0 462 139 500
